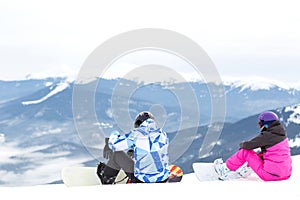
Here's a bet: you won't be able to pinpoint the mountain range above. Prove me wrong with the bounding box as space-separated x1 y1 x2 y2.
0 77 299 186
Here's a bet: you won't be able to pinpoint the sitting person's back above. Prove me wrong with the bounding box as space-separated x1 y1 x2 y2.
99 111 170 183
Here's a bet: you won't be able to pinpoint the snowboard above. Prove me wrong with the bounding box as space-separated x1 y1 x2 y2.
192 162 261 182
61 164 183 187
192 162 219 181
61 166 128 187
61 166 102 187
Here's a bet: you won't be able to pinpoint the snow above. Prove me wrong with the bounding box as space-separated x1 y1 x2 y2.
223 76 300 91
22 81 70 105
289 136 300 148
285 104 300 125
31 128 62 138
1 155 300 200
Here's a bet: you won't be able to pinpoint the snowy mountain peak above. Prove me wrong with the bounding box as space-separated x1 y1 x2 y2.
223 76 300 92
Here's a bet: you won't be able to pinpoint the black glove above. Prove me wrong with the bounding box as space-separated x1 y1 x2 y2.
127 149 134 159
239 142 245 149
103 138 113 159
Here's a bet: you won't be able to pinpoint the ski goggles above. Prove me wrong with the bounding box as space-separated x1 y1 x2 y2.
258 120 264 127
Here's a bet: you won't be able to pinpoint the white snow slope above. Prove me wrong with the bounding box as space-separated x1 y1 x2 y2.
22 81 70 105
1 155 300 200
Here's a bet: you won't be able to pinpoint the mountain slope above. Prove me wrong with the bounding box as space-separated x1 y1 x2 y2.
0 78 65 104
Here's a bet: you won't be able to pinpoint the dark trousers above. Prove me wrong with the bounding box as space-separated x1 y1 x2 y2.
102 151 138 183
106 151 134 173
102 151 169 184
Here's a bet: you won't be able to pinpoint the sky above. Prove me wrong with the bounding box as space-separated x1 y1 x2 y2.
0 0 300 85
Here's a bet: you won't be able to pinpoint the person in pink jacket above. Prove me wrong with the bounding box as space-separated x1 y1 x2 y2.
214 111 292 181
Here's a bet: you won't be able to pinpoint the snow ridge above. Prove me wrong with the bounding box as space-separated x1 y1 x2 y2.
22 81 70 106
223 76 300 91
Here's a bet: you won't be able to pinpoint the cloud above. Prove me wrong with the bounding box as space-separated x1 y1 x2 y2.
0 141 92 186
0 133 5 143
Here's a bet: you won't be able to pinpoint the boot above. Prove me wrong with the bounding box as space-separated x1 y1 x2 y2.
236 163 252 178
213 158 231 180
97 162 118 184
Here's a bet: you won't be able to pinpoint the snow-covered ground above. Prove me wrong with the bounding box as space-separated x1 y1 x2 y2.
1 155 300 200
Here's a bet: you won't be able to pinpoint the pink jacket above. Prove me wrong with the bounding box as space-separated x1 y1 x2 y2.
227 121 292 181
263 138 292 178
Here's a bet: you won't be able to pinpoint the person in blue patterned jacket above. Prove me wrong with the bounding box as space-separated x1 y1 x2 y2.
97 111 170 184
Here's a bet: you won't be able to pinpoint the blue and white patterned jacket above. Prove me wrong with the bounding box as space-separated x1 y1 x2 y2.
108 118 170 182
